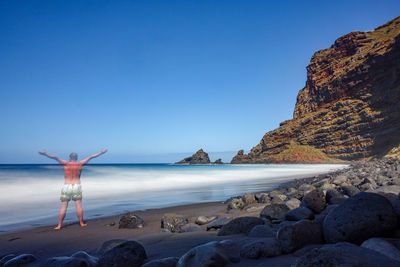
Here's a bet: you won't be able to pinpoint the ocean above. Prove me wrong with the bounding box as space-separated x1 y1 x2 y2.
0 163 347 232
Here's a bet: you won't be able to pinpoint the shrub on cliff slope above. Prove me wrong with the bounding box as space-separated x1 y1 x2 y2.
271 144 340 163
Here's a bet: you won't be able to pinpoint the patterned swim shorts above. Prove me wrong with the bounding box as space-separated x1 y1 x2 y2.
60 184 82 202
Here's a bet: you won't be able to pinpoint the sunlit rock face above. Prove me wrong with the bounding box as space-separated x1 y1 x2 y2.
232 16 400 163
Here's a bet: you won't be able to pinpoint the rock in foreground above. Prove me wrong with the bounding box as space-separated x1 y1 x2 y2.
323 192 398 244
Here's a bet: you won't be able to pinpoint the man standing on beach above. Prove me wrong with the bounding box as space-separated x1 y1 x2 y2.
39 149 107 230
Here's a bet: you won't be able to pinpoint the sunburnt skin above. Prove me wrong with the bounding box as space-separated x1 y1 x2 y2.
39 149 107 230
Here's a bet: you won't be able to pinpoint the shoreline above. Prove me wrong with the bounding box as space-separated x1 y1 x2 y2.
0 166 350 265
0 165 347 235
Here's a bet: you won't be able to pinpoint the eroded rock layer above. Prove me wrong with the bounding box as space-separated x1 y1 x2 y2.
232 16 400 163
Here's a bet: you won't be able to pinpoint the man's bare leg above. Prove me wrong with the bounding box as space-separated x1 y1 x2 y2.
54 201 68 230
75 200 87 227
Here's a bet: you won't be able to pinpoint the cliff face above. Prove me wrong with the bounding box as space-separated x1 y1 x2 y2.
232 16 400 163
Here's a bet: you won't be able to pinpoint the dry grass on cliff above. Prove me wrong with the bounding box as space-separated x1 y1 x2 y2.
271 144 341 163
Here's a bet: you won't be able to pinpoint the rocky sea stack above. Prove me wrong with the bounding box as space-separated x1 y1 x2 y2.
232 16 400 163
175 149 211 164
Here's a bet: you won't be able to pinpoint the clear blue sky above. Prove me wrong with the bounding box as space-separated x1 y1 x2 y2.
1 0 399 163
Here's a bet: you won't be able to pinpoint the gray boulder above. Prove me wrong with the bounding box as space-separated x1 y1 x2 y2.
97 240 147 267
374 185 400 195
285 198 301 210
323 192 398 244
294 242 400 266
3 254 37 267
361 238 400 262
206 217 231 231
0 255 15 266
300 189 326 214
71 251 98 266
285 207 314 221
340 185 360 197
96 239 128 256
195 216 217 225
142 257 179 267
248 224 275 238
325 189 343 203
43 256 88 267
256 193 270 204
277 219 324 253
240 238 282 259
161 213 189 233
176 240 240 267
227 197 245 210
243 193 256 205
179 223 205 233
260 203 289 221
119 213 145 229
314 204 338 224
218 216 265 236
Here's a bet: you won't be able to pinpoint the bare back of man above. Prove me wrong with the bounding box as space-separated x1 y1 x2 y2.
39 149 107 230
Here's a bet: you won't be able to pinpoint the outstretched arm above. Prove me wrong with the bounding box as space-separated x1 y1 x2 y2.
38 150 68 164
80 149 107 165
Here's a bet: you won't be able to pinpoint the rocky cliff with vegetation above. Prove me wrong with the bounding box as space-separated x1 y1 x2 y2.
232 16 400 163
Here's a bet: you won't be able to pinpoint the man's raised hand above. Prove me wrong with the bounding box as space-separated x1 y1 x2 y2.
101 149 108 154
38 150 47 155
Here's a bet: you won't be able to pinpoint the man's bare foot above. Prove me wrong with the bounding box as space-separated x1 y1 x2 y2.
54 225 62 230
80 223 87 227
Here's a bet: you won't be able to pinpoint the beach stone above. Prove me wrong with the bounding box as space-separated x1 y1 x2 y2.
256 193 270 204
285 198 301 210
325 189 342 203
270 194 287 204
227 197 245 210
179 223 205 233
0 255 15 266
340 185 360 197
240 238 282 259
294 242 400 267
292 244 323 257
248 224 275 238
260 203 289 221
332 175 348 185
176 240 240 267
206 217 231 231
320 183 336 191
142 257 179 267
361 238 400 262
328 196 347 205
97 240 147 267
245 206 264 213
243 193 256 205
360 183 375 191
278 220 297 229
374 185 400 195
277 219 323 253
3 254 37 267
314 204 338 224
195 216 216 225
161 213 189 233
323 192 398 244
96 239 128 256
43 256 94 267
301 189 326 214
71 251 98 266
119 213 145 229
298 184 315 192
285 207 314 221
218 216 265 236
